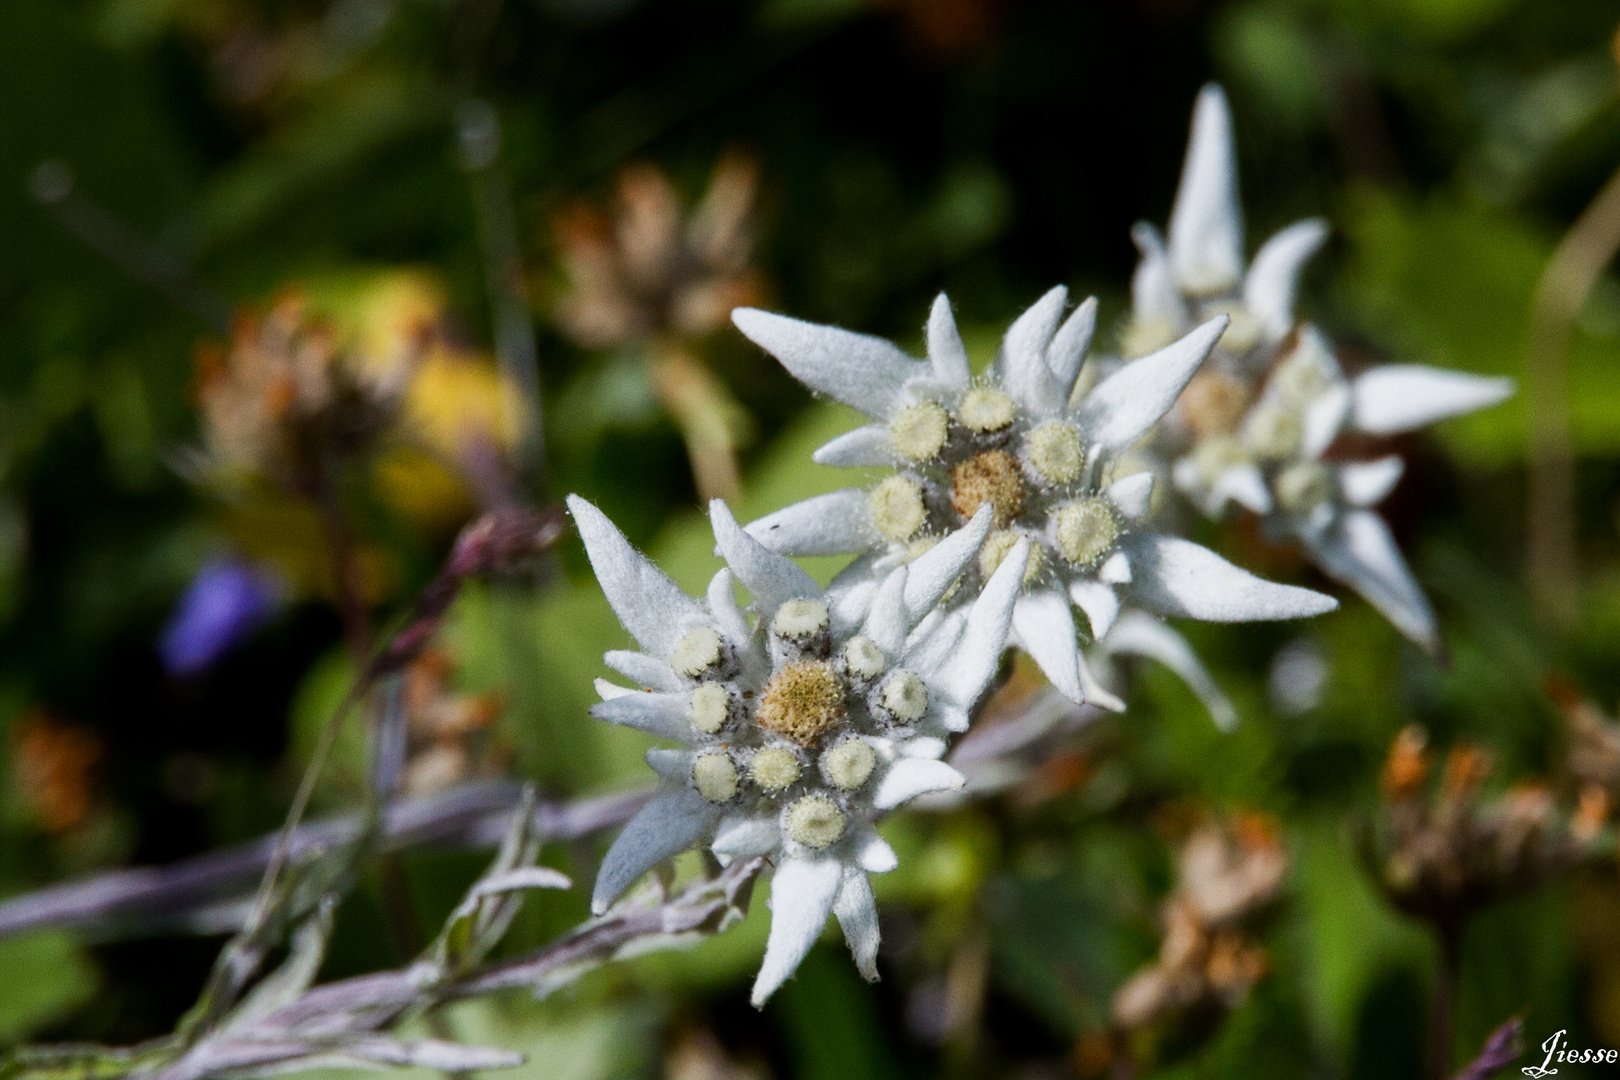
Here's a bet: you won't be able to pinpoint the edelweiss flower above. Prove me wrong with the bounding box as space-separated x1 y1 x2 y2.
1171 327 1511 654
730 292 1336 711
1138 85 1513 655
568 494 1029 1005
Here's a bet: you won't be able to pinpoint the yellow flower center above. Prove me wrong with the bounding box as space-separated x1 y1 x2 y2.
750 746 802 792
689 683 730 734
692 752 738 803
958 386 1017 432
755 661 847 746
1025 422 1083 485
822 739 877 791
890 401 949 461
785 794 847 849
1053 498 1119 567
951 449 1025 527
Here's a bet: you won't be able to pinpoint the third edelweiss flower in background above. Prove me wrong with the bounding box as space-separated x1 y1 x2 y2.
729 288 1336 717
1136 84 1514 654
569 494 1027 1005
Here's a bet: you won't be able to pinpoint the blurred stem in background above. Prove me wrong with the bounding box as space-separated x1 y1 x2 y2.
1524 161 1620 629
459 99 548 498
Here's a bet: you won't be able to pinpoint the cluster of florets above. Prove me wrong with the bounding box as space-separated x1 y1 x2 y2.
1131 85 1513 654
735 288 1336 715
572 495 1025 1006
571 81 1514 1011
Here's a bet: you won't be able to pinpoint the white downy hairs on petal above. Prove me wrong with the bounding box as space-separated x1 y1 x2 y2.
1011 589 1085 703
1339 456 1405 507
999 285 1069 409
1350 366 1515 435
1243 218 1329 341
835 871 882 981
1169 84 1245 296
732 308 924 418
593 789 721 914
746 488 879 557
1121 533 1338 621
927 293 973 389
1304 509 1440 654
568 495 705 658
813 426 902 468
874 758 967 810
710 500 821 620
752 858 843 1006
1101 611 1238 730
1078 315 1227 450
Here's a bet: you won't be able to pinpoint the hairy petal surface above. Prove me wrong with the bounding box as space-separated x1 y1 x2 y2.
1011 589 1085 703
746 490 878 556
1121 533 1338 621
1168 84 1245 295
592 789 719 914
1304 509 1440 654
835 871 881 981
1103 612 1237 730
752 858 843 1006
1244 218 1329 340
1078 317 1226 450
569 495 704 657
1350 366 1515 435
733 308 923 418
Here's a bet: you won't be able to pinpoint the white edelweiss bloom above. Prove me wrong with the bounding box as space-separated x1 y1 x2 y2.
733 292 1336 711
1124 83 1328 372
567 494 1029 1006
1172 326 1513 655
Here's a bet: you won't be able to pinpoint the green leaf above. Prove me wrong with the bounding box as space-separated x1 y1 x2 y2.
0 931 97 1043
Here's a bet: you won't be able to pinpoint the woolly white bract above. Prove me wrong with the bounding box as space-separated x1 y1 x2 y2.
568 494 1028 1005
731 288 1336 714
1138 84 1514 654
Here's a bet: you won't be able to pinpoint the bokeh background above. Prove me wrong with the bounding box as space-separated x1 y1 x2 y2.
2 0 1620 1077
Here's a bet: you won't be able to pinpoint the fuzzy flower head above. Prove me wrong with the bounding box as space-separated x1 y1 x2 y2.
569 494 1029 1005
1172 326 1512 654
732 292 1336 712
1123 83 1329 377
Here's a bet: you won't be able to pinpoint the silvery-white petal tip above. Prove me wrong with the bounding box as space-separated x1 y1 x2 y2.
1169 84 1245 297
1079 316 1226 451
1101 612 1237 730
902 505 992 621
1105 472 1155 520
1001 286 1069 408
1339 456 1404 507
568 494 703 658
875 758 966 809
1047 296 1098 398
1123 533 1338 622
812 426 901 468
1011 589 1084 703
592 790 717 914
936 538 1028 707
1350 366 1516 436
859 834 900 873
834 872 881 982
1304 509 1440 654
711 499 822 614
589 692 692 740
1245 217 1329 340
751 858 842 1007
927 293 973 389
733 307 923 418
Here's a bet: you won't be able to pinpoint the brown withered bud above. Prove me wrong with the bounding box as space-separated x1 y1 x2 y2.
1109 813 1287 1038
1371 725 1605 927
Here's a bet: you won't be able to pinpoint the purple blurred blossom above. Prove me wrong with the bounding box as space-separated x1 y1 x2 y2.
159 557 284 676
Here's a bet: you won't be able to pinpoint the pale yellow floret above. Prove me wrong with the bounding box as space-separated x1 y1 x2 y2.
880 670 928 723
785 794 847 849
1053 498 1120 567
979 529 1044 586
690 682 731 734
1243 406 1303 461
869 476 927 542
842 635 886 679
692 752 738 803
1180 371 1252 439
750 746 802 792
1025 422 1083 485
772 598 829 640
1206 301 1265 354
755 661 847 745
670 626 723 678
958 386 1017 432
1274 460 1333 515
890 401 949 461
1191 435 1251 486
822 738 877 791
